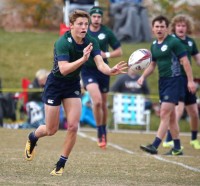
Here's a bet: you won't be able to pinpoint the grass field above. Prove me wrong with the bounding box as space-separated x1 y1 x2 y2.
0 127 200 186
1 29 200 132
1 29 200 94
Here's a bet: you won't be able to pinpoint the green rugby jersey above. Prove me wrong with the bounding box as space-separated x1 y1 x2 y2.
52 31 101 79
151 35 187 78
85 25 121 69
172 34 199 76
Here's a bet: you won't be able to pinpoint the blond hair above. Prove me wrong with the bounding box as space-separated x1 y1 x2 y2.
170 14 194 35
35 69 50 81
69 10 90 24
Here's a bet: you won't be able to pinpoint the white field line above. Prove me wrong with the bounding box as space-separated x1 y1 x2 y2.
154 156 200 173
78 131 200 173
79 127 192 136
78 132 134 154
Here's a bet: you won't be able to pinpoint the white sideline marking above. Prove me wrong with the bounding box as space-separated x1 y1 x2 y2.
78 132 200 173
78 132 134 154
154 156 200 173
107 143 135 154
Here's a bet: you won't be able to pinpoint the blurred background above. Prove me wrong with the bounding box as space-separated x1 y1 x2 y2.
0 0 200 33
0 0 200 131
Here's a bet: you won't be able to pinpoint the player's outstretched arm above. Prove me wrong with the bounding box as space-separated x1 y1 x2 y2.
109 61 128 75
94 55 127 76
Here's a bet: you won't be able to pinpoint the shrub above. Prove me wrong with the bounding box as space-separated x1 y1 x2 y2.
10 0 63 29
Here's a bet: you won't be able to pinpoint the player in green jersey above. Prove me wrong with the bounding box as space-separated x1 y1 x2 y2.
138 15 196 155
24 10 127 176
163 14 200 150
81 6 123 148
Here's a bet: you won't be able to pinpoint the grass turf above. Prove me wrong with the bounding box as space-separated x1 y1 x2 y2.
0 128 200 186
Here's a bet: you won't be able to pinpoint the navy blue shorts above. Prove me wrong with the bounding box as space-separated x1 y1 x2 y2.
42 73 81 106
159 76 181 105
81 66 110 93
179 76 196 105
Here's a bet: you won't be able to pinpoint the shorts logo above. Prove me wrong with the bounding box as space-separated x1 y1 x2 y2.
102 88 108 92
88 78 93 83
74 91 80 95
164 95 169 100
47 99 54 104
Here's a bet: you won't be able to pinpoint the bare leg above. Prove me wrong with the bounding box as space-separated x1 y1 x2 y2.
86 83 103 126
186 103 200 149
156 102 175 140
163 102 184 145
140 102 180 154
185 103 199 132
169 108 180 140
101 93 108 125
86 83 106 147
61 98 81 157
175 102 185 122
35 104 60 138
25 104 60 161
49 98 81 176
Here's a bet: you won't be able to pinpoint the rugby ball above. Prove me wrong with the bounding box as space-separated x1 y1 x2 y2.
128 49 151 71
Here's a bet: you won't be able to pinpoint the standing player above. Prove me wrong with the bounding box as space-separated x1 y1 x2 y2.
81 6 122 148
138 15 196 155
163 14 200 149
24 10 127 176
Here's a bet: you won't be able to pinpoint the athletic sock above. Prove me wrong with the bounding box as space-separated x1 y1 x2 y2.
191 131 198 141
152 137 162 149
102 124 107 142
166 130 173 142
97 125 103 139
58 155 68 168
29 131 38 143
173 139 181 150
102 125 107 135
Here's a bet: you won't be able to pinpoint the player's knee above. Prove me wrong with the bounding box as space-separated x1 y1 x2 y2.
46 128 58 136
93 100 102 108
160 107 173 118
160 110 168 118
67 124 78 132
67 123 78 132
188 107 198 118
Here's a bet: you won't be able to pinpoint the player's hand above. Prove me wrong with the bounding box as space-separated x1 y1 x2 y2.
137 76 145 85
82 43 93 62
110 61 128 75
188 80 197 94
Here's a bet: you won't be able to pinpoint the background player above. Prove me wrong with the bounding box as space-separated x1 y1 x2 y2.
138 15 196 155
81 6 122 148
163 14 200 150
